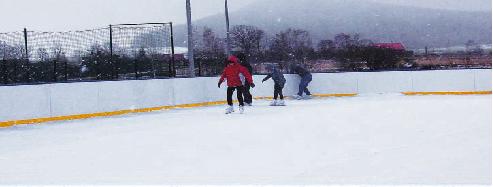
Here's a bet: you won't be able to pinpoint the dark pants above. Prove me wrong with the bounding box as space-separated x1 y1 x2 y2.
243 83 253 104
298 74 312 96
227 86 245 106
274 83 284 100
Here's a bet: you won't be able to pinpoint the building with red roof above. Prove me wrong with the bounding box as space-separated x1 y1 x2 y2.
372 43 406 51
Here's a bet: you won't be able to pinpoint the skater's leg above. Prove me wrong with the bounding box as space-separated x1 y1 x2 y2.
271 85 278 106
275 84 285 105
243 84 253 105
304 87 311 96
225 87 236 114
227 87 234 106
278 84 285 100
274 84 280 100
236 87 246 113
236 86 245 106
298 75 312 96
304 75 312 95
298 76 309 96
298 82 305 96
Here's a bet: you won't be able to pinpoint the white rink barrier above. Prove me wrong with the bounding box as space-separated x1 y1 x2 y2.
0 69 491 125
308 69 492 94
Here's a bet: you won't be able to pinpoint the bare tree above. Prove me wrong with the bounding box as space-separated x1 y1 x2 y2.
37 48 49 62
269 28 313 61
201 27 224 57
196 27 225 76
334 33 351 49
231 25 265 58
334 33 372 49
318 39 335 58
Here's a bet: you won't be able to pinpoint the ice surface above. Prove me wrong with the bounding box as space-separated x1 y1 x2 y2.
0 95 491 185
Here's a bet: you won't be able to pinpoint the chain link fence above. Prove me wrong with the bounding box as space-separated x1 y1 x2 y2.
0 23 176 85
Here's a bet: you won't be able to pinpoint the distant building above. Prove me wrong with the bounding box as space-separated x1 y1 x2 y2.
372 43 406 51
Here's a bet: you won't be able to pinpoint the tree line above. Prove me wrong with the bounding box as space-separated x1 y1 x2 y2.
193 25 414 75
1 43 175 84
2 24 414 84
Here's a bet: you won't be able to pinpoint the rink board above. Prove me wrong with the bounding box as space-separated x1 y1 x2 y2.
0 69 491 127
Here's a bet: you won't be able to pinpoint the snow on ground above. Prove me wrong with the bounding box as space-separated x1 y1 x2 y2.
0 95 491 185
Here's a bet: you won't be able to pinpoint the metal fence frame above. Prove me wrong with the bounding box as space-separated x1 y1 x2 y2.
0 22 176 85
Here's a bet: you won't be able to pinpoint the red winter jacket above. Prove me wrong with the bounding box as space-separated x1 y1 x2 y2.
219 56 253 87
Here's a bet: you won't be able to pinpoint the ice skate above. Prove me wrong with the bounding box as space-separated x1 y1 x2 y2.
239 106 245 114
293 95 303 100
270 100 278 106
303 95 313 100
277 100 286 106
225 106 234 114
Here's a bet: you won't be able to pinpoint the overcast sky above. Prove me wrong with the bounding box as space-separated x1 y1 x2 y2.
0 0 491 32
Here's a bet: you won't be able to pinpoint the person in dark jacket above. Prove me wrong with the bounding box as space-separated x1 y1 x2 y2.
218 55 255 114
236 53 254 106
292 65 312 99
262 65 286 106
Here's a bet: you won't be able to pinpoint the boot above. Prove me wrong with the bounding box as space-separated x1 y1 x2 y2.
225 106 234 114
277 100 286 106
239 105 245 114
293 95 303 100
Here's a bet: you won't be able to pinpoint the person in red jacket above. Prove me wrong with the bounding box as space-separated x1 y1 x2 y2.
218 55 255 114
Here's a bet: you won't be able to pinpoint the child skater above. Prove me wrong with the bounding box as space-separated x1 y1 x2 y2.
292 64 312 100
262 65 286 106
218 55 255 114
236 53 254 106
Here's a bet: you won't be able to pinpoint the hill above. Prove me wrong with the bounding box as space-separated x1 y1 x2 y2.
173 0 491 49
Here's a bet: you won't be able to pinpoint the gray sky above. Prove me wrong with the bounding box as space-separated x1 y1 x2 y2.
0 0 491 32
372 0 491 11
0 0 258 32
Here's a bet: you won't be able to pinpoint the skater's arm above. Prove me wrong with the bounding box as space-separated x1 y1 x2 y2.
218 71 226 87
247 64 253 75
262 74 272 82
240 66 254 85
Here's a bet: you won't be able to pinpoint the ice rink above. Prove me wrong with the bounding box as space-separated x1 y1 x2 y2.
0 94 491 185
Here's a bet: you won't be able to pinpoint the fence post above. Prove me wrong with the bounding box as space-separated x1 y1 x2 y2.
134 58 138 79
169 22 176 77
1 41 6 84
2 59 6 84
95 50 100 80
186 0 195 77
198 59 202 76
109 25 116 79
64 60 68 81
53 58 57 82
13 60 17 83
23 28 30 82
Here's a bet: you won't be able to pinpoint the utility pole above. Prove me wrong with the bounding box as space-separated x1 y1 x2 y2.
225 0 231 56
109 25 116 79
186 0 195 77
169 22 176 77
23 28 30 82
